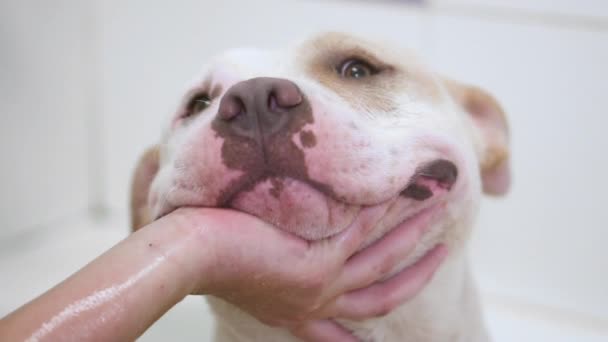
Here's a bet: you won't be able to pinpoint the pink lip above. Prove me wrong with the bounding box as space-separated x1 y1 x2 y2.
400 159 459 201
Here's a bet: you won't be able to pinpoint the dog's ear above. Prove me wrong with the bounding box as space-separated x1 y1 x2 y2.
443 79 511 196
130 146 160 231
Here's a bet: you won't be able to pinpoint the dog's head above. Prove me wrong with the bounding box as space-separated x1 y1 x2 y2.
131 32 509 252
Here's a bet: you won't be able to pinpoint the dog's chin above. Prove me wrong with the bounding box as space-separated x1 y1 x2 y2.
229 177 361 240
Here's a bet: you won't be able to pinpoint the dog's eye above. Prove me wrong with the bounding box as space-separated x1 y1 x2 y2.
338 59 377 79
184 93 212 117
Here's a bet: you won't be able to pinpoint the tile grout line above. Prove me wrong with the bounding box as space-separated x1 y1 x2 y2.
427 3 608 32
483 291 608 335
332 1 608 32
0 210 91 258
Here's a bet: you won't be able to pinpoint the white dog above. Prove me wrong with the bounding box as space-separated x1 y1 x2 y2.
130 32 510 342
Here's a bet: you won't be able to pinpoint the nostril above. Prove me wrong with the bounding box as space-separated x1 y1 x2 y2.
214 78 306 138
218 96 244 121
268 94 279 112
272 83 303 110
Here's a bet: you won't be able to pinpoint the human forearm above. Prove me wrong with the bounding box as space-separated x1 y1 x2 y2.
1 206 447 342
0 212 214 341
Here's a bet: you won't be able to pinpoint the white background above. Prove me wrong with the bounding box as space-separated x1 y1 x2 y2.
1 0 607 339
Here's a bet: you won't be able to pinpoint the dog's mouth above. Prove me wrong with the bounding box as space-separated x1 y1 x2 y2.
400 159 458 200
225 159 458 240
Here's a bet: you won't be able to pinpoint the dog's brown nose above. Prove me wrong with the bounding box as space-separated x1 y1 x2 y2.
215 77 305 139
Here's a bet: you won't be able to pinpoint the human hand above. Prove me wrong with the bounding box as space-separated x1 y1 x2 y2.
171 205 447 341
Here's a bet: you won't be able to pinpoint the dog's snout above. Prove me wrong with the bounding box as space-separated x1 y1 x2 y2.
216 77 305 138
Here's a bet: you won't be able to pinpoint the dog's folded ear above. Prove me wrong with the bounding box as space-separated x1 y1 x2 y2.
443 79 511 196
130 146 160 231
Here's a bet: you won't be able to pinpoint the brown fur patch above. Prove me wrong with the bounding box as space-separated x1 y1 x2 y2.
211 87 338 205
481 145 509 172
299 32 441 114
299 130 317 148
269 177 285 198
443 79 510 172
179 78 224 119
443 78 511 194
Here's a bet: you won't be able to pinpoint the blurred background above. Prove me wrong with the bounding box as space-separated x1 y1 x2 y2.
1 0 607 340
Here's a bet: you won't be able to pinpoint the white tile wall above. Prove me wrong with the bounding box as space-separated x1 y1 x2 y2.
0 0 95 239
433 0 608 19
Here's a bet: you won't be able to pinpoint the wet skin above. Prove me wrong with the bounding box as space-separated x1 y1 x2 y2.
0 207 446 342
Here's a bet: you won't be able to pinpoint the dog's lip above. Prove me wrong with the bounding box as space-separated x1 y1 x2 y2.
219 172 338 208
155 158 459 221
222 158 458 208
400 159 458 201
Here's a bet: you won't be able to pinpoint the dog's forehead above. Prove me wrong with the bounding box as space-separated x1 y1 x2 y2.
210 48 284 77
183 32 446 117
200 32 413 80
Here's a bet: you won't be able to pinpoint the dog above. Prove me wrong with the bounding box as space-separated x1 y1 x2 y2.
130 32 510 342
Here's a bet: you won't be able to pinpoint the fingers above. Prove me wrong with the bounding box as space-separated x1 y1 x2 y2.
325 244 448 320
335 207 438 293
332 204 389 260
290 320 359 342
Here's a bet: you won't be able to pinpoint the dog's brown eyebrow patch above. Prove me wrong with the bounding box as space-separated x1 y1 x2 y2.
211 83 223 99
298 32 443 114
186 78 224 102
300 35 402 113
323 47 394 74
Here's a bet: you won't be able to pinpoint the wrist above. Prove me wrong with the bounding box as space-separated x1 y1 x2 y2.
158 208 222 295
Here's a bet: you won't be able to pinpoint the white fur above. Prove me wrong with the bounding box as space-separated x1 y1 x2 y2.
148 32 492 341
